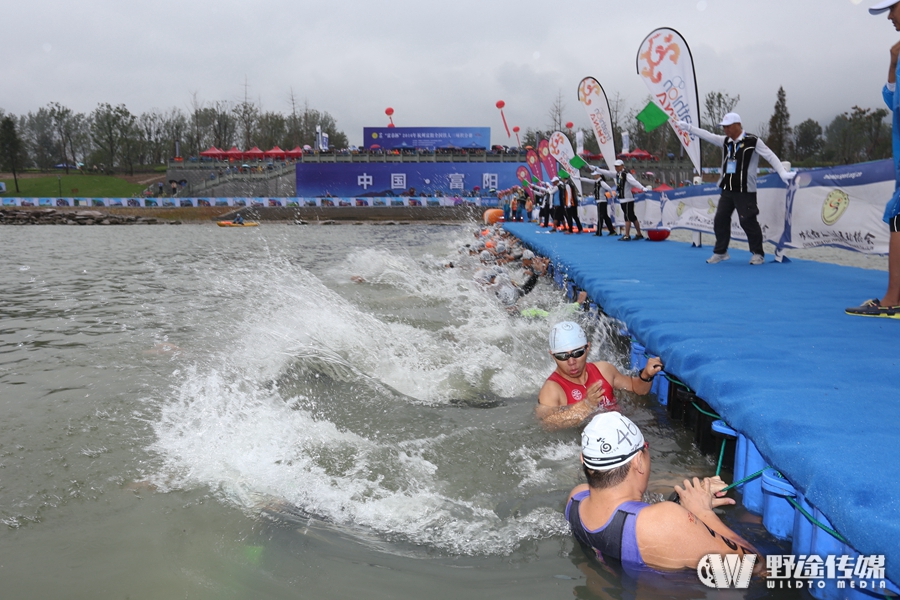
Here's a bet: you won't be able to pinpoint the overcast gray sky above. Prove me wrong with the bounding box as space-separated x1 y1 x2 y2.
3 0 897 148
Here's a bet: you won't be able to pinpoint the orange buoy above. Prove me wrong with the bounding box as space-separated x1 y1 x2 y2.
483 209 503 225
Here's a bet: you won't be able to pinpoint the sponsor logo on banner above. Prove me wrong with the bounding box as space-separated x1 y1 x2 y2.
578 77 617 168
637 28 702 174
697 554 756 589
548 132 579 178
822 190 850 226
538 139 556 182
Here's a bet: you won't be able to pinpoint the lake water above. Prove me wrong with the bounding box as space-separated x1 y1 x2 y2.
2 222 878 599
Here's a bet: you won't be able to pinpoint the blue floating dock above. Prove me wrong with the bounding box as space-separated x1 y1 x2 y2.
505 223 900 582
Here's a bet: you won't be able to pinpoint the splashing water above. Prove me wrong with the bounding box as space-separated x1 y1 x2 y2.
149 227 604 556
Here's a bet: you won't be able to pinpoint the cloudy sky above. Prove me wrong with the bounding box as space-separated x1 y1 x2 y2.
3 0 897 148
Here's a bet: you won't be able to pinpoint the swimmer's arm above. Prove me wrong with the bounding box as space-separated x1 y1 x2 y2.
636 497 762 572
673 477 761 566
536 381 599 431
597 360 661 396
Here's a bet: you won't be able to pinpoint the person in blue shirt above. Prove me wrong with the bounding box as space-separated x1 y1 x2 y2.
847 0 900 318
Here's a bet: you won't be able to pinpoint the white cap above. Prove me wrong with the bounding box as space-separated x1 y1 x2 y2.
613 159 624 167
581 413 645 471
870 0 900 14
480 250 495 262
497 285 520 306
548 321 587 353
522 250 535 260
496 241 507 253
718 112 742 127
551 176 560 183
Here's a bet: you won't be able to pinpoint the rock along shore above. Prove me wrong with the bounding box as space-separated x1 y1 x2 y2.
0 205 487 225
0 209 179 225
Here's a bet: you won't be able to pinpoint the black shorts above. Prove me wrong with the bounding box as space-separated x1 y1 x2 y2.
890 213 900 233
622 201 636 221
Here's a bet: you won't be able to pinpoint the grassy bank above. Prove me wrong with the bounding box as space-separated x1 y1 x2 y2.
1 174 146 198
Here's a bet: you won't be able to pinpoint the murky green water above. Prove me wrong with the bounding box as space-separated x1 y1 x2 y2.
0 223 832 599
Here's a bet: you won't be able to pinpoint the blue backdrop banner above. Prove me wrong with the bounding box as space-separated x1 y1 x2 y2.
296 162 523 197
362 127 491 150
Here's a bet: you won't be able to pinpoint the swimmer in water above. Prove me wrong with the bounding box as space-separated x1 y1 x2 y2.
566 412 761 573
536 321 662 430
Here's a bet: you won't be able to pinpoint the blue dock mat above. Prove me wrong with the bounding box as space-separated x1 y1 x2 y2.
504 223 900 579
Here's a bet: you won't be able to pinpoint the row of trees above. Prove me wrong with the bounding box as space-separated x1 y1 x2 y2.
0 94 349 176
523 87 892 170
0 87 892 183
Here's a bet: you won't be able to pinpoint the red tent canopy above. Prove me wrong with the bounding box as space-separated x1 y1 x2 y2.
199 146 225 159
653 183 674 191
618 148 659 161
285 146 303 158
264 146 286 159
224 146 244 161
244 146 265 160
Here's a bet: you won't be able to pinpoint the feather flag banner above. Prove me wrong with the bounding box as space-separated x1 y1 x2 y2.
636 28 702 174
577 77 617 169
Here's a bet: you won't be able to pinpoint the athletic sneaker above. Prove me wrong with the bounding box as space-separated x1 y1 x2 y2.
619 235 632 241
706 252 730 264
749 254 765 265
845 298 900 318
633 233 644 240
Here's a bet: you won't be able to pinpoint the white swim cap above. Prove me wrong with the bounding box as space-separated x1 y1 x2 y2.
497 285 519 306
496 241 507 253
522 250 535 260
548 321 587 353
480 250 495 262
582 412 645 471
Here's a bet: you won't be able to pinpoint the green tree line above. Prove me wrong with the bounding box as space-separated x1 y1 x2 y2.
0 95 349 177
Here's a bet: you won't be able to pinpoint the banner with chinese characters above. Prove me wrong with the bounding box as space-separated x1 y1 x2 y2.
636 28 702 174
776 160 893 255
362 127 491 150
295 162 523 197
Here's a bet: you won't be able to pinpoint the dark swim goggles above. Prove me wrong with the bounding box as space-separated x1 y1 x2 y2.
552 346 587 361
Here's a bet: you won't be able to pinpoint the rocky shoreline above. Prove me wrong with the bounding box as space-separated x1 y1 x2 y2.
0 206 486 225
0 209 180 225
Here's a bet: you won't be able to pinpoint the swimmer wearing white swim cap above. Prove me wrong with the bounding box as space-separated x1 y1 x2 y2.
536 321 662 430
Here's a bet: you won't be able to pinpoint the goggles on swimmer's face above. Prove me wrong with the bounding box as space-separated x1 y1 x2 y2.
552 345 587 361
